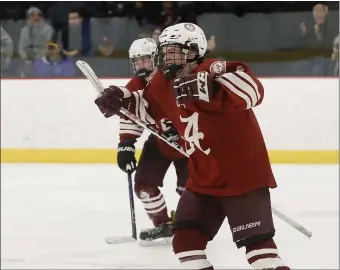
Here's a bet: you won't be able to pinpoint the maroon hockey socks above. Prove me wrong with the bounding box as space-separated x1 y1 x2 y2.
134 184 171 226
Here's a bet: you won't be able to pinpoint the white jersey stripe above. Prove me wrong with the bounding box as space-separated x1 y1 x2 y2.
221 73 258 107
119 130 143 136
120 123 144 132
235 71 261 100
215 77 252 109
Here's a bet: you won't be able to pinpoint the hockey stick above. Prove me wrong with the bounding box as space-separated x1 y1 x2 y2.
76 60 312 239
127 172 137 239
105 172 137 244
271 207 311 238
76 61 188 157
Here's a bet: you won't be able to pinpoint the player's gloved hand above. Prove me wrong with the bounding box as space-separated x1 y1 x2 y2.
117 138 137 173
95 86 134 118
173 72 218 105
163 125 180 143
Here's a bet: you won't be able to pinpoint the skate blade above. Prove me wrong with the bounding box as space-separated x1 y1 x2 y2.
105 236 137 244
138 237 172 247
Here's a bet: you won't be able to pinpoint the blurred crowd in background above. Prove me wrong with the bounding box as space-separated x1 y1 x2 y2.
1 1 339 78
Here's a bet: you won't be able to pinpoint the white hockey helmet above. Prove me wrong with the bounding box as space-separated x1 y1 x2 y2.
128 37 158 78
159 23 207 58
158 23 208 79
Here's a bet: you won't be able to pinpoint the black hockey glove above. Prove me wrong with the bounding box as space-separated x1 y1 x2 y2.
163 125 180 143
117 138 137 173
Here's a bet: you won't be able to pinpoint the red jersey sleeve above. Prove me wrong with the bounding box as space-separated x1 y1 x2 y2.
186 60 264 114
213 61 264 110
119 77 146 142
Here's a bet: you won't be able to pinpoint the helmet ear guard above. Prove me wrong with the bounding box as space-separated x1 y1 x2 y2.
186 43 202 63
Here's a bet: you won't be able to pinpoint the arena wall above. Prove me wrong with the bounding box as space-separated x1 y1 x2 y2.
1 78 338 164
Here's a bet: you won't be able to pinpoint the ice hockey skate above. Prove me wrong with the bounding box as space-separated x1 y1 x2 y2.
138 211 175 246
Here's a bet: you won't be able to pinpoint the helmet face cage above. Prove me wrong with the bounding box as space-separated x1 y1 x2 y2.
157 43 199 80
158 44 186 68
129 53 156 78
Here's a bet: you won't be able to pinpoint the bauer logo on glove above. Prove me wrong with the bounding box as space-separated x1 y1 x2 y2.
173 71 215 105
117 139 137 173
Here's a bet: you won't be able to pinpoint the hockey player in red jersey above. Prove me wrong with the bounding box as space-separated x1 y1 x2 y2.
95 23 290 269
116 37 189 242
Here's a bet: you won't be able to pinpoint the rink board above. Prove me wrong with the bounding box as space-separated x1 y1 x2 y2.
1 149 338 164
1 78 338 164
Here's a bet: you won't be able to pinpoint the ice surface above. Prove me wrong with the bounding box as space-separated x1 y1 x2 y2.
1 164 339 269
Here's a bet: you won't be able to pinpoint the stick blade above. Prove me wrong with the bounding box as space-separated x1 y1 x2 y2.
105 236 137 244
138 237 172 247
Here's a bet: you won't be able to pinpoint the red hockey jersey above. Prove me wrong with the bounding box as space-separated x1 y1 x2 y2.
119 76 184 160
136 59 277 196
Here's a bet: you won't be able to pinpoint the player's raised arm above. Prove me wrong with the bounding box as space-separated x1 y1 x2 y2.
173 61 264 111
214 61 264 110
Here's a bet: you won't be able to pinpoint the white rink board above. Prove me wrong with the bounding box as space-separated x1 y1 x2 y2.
1 78 338 150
